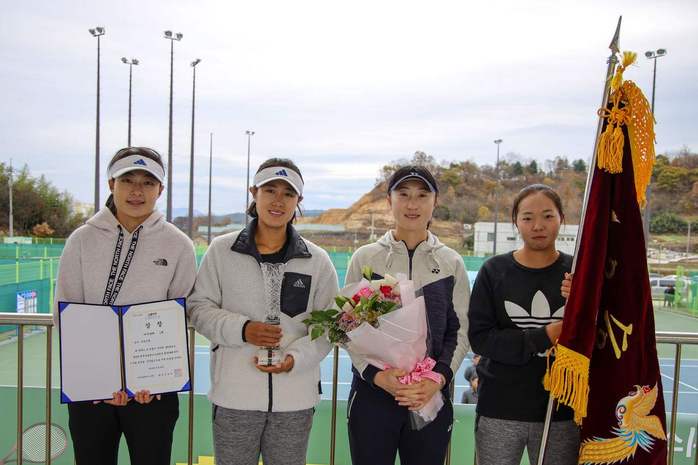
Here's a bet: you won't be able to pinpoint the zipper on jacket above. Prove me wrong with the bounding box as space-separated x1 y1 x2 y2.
347 390 358 419
267 373 273 412
407 248 415 280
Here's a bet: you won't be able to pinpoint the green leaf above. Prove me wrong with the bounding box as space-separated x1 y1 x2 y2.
311 326 325 341
335 296 350 308
361 266 373 280
379 301 398 313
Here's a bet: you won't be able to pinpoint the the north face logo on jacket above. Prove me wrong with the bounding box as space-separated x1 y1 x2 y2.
153 258 168 266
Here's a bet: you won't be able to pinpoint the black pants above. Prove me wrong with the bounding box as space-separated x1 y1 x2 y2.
67 393 179 465
347 377 453 465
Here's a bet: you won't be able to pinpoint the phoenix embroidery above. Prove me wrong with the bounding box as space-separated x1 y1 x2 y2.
579 384 666 464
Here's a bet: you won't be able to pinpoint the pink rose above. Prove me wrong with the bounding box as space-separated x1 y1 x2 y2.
352 286 374 303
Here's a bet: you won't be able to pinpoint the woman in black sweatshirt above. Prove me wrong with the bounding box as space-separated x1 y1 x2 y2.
468 184 579 465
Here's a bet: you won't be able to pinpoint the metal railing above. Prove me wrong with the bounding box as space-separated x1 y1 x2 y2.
1 312 696 465
0 313 196 465
656 332 698 465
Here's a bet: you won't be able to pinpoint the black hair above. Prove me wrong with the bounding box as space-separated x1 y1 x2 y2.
106 147 165 215
511 184 565 225
387 165 439 194
247 158 304 223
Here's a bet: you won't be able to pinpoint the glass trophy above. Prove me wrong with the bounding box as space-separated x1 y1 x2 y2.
257 262 286 366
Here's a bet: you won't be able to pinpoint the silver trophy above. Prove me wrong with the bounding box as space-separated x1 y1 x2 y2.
257 262 286 366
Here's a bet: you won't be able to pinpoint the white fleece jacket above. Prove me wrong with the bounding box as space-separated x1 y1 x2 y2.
188 226 340 412
345 231 471 385
54 208 197 320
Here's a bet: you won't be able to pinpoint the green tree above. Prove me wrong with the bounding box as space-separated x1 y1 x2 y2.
0 163 85 237
526 160 539 175
572 159 587 173
650 212 687 234
656 166 693 193
511 161 524 176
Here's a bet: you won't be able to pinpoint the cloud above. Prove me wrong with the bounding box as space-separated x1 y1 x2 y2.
2 0 697 214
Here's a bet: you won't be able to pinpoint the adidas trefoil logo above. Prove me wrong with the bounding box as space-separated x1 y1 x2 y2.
153 258 168 266
505 291 563 357
504 291 564 329
134 158 147 166
275 169 288 176
293 278 306 288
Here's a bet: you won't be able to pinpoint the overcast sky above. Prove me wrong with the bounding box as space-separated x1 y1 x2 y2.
2 0 696 214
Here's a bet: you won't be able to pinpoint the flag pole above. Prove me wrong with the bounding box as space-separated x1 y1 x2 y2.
536 16 622 465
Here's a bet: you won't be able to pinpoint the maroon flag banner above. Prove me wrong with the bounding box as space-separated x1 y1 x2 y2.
545 52 668 464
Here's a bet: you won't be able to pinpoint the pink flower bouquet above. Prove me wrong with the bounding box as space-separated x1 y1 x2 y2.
304 267 444 428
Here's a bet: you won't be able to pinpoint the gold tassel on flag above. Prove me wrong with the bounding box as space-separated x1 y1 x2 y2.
543 344 590 424
595 51 656 207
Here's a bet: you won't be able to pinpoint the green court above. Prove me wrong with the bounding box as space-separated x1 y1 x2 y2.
1 307 697 465
1 242 697 464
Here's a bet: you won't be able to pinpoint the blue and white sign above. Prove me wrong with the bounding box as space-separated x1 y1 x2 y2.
17 290 38 313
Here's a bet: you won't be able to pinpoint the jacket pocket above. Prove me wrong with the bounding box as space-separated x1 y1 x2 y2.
281 272 312 318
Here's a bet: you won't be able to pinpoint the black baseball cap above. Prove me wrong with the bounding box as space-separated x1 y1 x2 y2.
387 165 439 193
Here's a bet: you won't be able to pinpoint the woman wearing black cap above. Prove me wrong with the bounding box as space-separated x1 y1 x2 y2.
344 165 470 465
55 147 197 465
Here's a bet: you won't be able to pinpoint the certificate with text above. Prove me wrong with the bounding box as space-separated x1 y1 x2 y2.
58 298 191 403
122 300 190 395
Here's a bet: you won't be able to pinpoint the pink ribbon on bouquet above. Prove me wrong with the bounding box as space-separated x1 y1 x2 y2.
392 357 442 385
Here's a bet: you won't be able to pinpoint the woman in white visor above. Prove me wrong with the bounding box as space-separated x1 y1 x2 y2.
189 157 339 465
55 147 197 465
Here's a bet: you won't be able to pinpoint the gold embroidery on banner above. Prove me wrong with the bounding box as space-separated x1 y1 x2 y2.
578 384 666 464
604 310 632 359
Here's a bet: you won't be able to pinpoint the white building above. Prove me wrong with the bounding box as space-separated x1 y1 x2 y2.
473 222 579 256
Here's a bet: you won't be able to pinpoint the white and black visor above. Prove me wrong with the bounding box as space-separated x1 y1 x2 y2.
108 153 165 184
389 172 437 193
253 166 304 196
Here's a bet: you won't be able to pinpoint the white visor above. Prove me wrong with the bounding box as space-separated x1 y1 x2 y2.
108 154 165 184
253 166 304 196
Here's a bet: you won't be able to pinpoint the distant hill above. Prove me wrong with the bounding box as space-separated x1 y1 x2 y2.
174 209 325 226
172 208 205 218
305 149 698 251
307 152 588 236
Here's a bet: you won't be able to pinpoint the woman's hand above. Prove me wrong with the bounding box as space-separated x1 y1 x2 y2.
545 321 563 344
561 272 573 299
103 391 129 406
254 354 295 374
373 368 407 396
134 390 162 404
395 379 443 411
244 321 283 347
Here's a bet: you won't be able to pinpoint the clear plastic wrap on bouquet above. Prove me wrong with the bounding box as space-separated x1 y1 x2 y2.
342 275 444 430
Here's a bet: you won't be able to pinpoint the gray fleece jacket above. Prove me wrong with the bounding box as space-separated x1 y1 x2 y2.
54 208 197 320
346 230 470 386
187 222 339 412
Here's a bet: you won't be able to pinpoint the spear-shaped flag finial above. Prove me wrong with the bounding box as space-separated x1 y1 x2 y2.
609 16 622 55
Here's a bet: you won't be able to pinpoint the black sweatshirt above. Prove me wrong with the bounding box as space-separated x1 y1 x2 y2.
468 251 574 422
